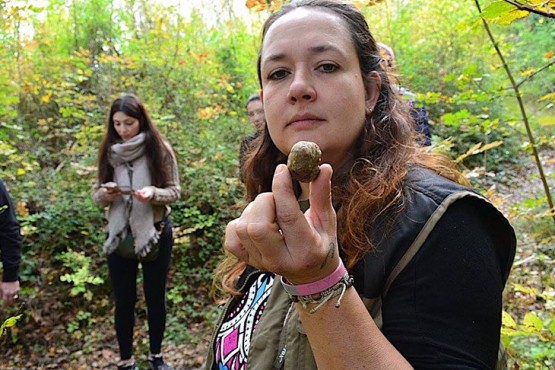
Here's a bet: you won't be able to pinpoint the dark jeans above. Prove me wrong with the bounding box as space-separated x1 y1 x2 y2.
107 219 173 360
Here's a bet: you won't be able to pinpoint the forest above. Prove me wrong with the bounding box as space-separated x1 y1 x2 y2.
0 0 554 368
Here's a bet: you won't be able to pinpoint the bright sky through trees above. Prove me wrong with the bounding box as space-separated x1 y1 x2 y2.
161 0 257 25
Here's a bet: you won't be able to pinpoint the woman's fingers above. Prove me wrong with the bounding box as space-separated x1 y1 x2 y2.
225 164 338 277
272 164 312 244
307 164 336 232
225 193 287 271
224 219 250 263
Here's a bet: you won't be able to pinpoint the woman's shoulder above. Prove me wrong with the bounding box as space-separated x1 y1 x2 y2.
353 166 514 298
159 139 177 161
404 166 475 203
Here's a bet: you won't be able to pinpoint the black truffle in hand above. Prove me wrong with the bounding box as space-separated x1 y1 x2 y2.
287 141 322 183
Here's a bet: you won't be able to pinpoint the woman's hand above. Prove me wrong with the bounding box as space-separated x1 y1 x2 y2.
0 281 20 307
225 163 339 284
100 182 122 202
133 187 154 202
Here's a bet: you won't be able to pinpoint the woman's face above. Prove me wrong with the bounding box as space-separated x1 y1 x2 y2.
113 111 140 142
246 99 266 132
260 8 379 168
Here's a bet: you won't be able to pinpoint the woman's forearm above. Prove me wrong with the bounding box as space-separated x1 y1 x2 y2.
298 287 413 370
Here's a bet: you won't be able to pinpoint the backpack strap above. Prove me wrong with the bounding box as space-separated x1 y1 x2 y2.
375 191 507 368
382 191 477 296
366 191 477 327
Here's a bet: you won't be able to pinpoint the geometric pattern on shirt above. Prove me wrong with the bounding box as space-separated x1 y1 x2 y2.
214 273 275 370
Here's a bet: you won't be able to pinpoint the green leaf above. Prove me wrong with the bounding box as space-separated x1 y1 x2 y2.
482 1 529 25
0 314 23 336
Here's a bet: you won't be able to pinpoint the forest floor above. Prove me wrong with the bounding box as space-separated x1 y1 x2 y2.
1 148 554 370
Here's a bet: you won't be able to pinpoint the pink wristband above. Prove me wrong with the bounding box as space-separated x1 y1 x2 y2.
280 261 347 296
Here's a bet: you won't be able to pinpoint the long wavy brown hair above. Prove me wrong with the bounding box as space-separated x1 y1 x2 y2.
97 94 174 187
213 0 466 297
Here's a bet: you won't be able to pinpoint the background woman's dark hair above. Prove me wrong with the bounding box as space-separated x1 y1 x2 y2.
97 94 173 188
245 93 261 108
214 0 464 296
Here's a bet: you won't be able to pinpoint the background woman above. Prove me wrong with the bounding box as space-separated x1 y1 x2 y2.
94 94 180 370
207 1 516 369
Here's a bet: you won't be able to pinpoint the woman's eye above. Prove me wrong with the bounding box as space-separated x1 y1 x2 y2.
318 63 338 73
268 69 289 80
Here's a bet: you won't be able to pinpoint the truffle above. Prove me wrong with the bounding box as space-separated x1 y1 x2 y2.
287 141 322 182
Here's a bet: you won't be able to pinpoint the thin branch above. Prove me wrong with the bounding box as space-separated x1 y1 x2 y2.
516 59 555 88
475 0 555 224
503 0 555 19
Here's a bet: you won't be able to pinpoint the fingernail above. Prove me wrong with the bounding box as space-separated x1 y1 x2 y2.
275 164 286 175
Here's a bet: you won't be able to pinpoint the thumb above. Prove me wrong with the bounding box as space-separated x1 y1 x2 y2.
307 164 335 231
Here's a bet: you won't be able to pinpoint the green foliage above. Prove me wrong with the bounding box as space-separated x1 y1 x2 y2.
59 250 104 301
67 310 95 340
0 0 552 366
481 1 529 25
503 293 555 368
0 314 23 337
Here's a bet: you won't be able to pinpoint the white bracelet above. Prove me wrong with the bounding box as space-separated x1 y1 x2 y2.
280 260 347 296
286 273 354 314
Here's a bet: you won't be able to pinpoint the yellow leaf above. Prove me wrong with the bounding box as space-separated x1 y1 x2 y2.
538 116 555 126
522 312 543 332
513 283 538 295
502 310 517 329
520 68 536 77
479 141 503 152
539 92 555 103
16 201 28 218
467 142 483 155
245 0 264 9
16 168 26 176
544 50 554 59
456 142 482 163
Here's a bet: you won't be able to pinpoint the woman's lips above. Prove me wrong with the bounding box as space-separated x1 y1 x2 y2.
288 114 324 129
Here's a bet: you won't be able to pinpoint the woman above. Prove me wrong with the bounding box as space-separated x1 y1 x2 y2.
94 94 180 370
206 1 516 369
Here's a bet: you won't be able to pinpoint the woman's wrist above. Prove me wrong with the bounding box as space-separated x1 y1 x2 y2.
281 260 346 296
280 260 354 314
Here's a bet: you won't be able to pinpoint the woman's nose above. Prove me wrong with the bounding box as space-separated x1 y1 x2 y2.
255 112 265 122
287 69 316 104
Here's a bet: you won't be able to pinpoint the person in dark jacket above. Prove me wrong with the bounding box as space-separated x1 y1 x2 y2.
239 93 266 182
378 42 432 146
0 179 22 307
206 1 516 369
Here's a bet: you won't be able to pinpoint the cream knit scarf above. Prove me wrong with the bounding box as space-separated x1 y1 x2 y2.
103 133 159 257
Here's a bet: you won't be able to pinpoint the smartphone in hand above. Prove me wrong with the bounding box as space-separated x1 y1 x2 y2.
101 183 133 195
